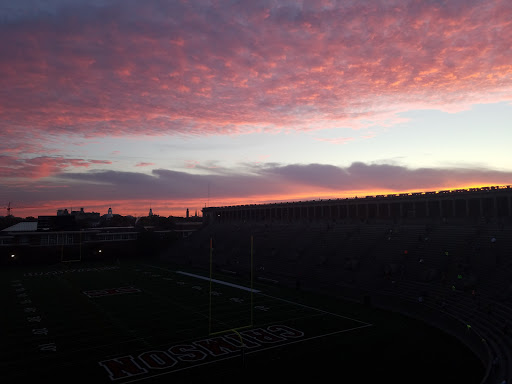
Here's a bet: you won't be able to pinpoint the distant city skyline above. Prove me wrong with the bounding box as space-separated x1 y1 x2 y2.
1 0 512 218
5 205 199 219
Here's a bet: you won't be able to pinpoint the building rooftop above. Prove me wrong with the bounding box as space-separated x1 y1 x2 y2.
1 222 38 232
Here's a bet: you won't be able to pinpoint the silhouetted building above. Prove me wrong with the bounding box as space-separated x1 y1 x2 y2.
69 207 100 227
37 215 78 231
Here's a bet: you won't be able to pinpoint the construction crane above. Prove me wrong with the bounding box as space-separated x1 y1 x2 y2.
2 202 32 218
3 202 12 216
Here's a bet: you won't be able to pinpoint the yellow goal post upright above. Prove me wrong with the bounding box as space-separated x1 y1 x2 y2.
208 235 255 363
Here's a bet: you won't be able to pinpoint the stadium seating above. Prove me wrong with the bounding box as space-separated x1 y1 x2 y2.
164 219 512 384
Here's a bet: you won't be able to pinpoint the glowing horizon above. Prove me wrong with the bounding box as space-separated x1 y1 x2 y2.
8 183 511 219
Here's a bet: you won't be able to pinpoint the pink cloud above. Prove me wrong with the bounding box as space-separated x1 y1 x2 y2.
184 160 199 169
0 156 113 180
135 162 155 167
0 0 510 155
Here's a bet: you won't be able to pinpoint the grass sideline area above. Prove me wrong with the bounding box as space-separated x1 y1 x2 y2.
1 257 485 383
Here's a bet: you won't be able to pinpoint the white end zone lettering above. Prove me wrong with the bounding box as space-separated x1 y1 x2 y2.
193 336 240 357
139 351 178 370
224 333 261 349
98 356 147 381
98 324 305 381
240 328 286 344
168 345 208 362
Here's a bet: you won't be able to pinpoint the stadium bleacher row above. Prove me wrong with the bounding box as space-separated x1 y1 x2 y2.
164 220 512 384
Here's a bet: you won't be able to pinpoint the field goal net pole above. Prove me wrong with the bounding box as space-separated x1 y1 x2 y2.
208 235 254 366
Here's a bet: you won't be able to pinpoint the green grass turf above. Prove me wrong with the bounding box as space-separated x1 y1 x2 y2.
1 257 485 383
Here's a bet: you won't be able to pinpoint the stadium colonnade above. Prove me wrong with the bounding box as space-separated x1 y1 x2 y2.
202 186 512 225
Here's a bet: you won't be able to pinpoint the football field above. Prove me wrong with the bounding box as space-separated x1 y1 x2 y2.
1 258 484 383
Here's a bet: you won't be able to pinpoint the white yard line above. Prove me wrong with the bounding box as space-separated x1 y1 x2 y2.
145 264 372 326
176 270 261 293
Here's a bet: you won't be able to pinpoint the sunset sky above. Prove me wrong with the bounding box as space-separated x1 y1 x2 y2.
1 0 512 218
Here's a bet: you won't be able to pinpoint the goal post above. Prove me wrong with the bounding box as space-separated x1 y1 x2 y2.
208 235 255 335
